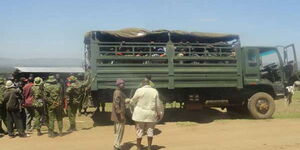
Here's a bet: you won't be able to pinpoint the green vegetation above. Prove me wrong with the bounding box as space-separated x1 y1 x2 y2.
292 90 300 99
176 121 198 127
273 91 300 119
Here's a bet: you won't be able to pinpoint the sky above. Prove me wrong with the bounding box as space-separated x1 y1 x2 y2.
0 0 300 60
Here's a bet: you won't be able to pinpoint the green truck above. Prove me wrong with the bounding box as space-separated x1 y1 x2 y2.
84 28 299 119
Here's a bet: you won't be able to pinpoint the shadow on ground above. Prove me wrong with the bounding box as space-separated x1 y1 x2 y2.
91 107 250 126
122 142 135 150
122 142 166 150
162 108 229 124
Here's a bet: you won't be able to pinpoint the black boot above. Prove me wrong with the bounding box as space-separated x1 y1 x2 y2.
59 129 63 137
8 133 15 138
113 146 121 150
19 132 30 138
37 129 42 136
67 127 74 132
67 125 76 132
137 138 142 150
0 128 7 135
48 130 55 138
147 137 153 150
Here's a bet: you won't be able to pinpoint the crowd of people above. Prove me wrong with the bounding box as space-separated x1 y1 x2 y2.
96 45 237 65
0 74 164 150
0 74 91 138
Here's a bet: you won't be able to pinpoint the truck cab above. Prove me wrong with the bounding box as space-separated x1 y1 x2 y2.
239 45 298 118
243 45 298 98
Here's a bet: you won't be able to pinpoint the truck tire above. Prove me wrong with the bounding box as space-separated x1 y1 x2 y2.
247 92 275 119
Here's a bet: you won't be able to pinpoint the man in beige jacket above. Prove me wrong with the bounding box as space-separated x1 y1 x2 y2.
129 78 164 150
111 79 127 150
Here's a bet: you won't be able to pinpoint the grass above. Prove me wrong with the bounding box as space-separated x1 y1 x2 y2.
273 91 300 119
176 121 199 127
292 90 300 99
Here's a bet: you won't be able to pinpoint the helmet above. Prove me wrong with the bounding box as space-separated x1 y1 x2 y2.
34 77 43 86
46 75 57 83
5 80 15 88
68 76 78 82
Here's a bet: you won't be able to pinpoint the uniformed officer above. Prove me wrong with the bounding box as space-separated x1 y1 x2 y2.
0 77 7 135
44 76 63 137
79 72 93 116
32 77 46 136
66 76 88 132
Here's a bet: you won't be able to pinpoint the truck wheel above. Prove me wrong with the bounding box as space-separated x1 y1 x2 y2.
247 92 275 119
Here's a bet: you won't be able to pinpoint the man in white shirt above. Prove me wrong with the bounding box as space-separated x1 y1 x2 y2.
128 78 164 150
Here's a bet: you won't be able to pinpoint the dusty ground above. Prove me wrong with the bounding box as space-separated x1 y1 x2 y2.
1 94 300 150
1 118 300 150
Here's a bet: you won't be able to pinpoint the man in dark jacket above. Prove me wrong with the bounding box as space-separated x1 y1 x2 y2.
3 80 29 138
111 79 126 150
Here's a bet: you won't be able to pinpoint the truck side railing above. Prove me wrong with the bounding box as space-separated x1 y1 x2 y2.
86 40 242 90
90 41 238 65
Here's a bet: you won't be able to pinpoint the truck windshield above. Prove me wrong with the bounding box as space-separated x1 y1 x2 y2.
260 50 279 67
259 49 281 82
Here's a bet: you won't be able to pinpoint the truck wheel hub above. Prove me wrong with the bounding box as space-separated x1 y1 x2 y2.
256 99 269 114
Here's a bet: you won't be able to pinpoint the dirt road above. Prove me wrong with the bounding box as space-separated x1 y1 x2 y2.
1 118 300 150
2 98 300 150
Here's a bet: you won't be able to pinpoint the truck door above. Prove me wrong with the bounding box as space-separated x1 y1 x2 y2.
282 44 298 84
281 44 298 103
243 47 260 84
259 48 285 94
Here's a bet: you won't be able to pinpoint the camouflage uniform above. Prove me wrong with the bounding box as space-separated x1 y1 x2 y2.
31 77 46 135
80 89 91 114
44 76 63 137
66 76 87 131
79 72 93 115
0 78 6 134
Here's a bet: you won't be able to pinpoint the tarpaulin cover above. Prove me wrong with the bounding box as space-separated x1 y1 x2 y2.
84 28 239 43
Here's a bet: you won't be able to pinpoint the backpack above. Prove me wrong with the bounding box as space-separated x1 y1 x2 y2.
32 85 44 108
23 83 34 107
24 96 33 107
